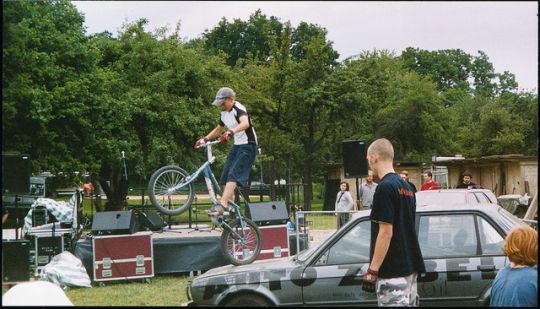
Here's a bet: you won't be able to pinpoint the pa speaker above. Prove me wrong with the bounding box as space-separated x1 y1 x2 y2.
138 212 166 231
2 154 31 194
2 240 30 282
342 140 368 178
91 210 137 235
246 201 289 226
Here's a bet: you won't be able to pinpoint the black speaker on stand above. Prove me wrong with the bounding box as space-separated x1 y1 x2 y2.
2 154 31 194
342 140 368 178
342 140 368 202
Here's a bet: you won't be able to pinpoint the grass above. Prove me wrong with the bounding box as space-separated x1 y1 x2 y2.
65 274 191 306
2 274 191 306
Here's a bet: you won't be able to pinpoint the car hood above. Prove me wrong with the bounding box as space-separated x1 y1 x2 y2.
197 256 299 279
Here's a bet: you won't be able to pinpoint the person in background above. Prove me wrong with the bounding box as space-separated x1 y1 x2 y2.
335 181 355 228
358 170 378 209
399 170 417 193
362 138 425 306
420 171 440 191
490 225 537 307
456 171 477 189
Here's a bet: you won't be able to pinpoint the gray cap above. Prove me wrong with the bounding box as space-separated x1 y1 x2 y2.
212 87 235 106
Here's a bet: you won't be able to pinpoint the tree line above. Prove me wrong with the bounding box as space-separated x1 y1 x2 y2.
3 1 537 209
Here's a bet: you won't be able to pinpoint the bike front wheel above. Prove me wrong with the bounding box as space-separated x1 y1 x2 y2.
221 218 262 266
148 165 194 216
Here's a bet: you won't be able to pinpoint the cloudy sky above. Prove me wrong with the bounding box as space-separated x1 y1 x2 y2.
72 1 538 92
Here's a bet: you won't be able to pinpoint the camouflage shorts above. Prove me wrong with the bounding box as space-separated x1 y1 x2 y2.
376 272 419 307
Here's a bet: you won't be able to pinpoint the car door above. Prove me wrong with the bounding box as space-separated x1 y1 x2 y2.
302 219 377 306
416 212 507 306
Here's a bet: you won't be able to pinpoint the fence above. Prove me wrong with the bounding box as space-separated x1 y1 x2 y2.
293 210 358 255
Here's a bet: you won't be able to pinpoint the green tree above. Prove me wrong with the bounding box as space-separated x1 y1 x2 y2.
203 10 339 68
202 9 283 67
3 0 98 176
374 70 457 161
86 19 231 208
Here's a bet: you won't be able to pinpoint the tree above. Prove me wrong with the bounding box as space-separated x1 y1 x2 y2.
400 48 520 99
203 10 339 68
3 0 98 176
374 70 458 161
86 19 231 209
202 10 283 67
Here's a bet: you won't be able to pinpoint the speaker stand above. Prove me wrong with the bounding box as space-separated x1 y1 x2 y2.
189 196 211 233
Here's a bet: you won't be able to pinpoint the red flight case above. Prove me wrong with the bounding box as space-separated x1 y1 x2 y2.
92 231 154 283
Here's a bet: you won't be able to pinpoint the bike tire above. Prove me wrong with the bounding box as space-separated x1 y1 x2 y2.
148 165 194 216
220 218 262 266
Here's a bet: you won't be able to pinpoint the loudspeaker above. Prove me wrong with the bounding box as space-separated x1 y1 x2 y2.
2 154 31 194
138 212 166 231
246 201 289 226
91 210 137 235
2 240 30 282
323 179 341 211
342 140 368 178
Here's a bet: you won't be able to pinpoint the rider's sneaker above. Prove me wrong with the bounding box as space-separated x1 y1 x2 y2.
206 204 230 217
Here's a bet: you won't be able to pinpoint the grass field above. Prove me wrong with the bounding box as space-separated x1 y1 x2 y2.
2 195 326 306
65 274 191 306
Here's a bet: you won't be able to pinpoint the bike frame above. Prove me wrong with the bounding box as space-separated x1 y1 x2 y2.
168 141 249 234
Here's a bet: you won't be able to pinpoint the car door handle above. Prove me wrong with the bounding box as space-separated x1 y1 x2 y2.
477 265 496 271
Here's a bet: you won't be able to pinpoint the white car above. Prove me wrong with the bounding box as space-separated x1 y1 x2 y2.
186 203 524 306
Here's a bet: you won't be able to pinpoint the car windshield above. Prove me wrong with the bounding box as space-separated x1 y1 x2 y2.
416 192 466 206
296 224 344 262
296 245 319 262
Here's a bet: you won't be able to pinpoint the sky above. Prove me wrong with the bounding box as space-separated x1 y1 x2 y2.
72 1 538 92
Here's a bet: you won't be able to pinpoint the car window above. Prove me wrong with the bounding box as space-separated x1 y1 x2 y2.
418 214 477 258
476 216 504 255
322 220 371 265
497 207 527 231
467 193 480 203
474 193 490 204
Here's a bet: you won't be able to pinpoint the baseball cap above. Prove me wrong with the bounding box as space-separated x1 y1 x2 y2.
212 87 235 106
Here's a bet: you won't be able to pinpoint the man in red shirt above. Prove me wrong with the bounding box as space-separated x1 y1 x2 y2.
420 171 440 191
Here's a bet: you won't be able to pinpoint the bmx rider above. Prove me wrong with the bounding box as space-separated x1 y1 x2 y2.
194 87 258 217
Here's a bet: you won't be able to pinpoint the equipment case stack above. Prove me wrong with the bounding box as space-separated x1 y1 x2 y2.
256 224 290 260
26 228 73 276
92 231 154 284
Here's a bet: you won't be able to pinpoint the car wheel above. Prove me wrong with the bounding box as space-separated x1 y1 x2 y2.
222 293 272 307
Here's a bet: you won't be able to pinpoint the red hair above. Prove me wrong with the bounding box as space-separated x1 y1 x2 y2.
502 226 538 266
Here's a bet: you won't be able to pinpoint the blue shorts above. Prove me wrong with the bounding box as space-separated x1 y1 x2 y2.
220 142 257 187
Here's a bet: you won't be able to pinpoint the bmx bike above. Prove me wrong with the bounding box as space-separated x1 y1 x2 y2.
147 140 261 265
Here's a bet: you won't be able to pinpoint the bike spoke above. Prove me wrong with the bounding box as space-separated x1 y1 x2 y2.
227 226 258 261
148 166 194 216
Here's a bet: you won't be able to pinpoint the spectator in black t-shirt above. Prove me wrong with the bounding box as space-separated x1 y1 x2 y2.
399 170 417 193
456 171 477 189
361 138 425 306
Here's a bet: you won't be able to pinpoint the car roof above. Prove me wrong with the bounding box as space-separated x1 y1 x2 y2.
351 202 502 219
416 188 491 193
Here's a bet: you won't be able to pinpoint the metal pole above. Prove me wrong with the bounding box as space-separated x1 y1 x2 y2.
258 148 263 202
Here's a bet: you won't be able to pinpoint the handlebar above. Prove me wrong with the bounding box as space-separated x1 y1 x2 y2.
199 140 221 148
197 139 220 164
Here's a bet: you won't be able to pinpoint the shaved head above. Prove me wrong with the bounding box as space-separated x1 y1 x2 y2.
367 138 394 162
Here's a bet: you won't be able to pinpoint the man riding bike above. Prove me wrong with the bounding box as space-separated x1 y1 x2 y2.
194 87 258 217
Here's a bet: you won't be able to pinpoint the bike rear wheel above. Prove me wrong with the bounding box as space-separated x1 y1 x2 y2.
221 218 261 266
148 165 194 216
